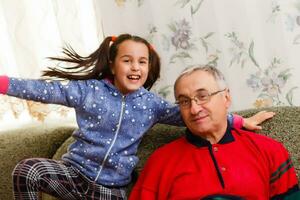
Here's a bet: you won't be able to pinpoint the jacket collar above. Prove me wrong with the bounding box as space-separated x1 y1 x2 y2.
185 121 234 147
102 79 148 99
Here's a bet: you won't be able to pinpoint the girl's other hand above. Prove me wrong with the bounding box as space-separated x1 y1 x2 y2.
243 111 276 131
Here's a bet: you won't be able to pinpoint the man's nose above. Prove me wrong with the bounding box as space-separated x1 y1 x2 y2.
189 99 203 115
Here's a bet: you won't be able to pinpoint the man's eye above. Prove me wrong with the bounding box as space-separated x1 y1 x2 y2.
196 93 208 100
180 99 190 105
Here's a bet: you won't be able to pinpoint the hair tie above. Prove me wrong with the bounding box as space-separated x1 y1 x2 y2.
111 36 117 42
149 44 155 51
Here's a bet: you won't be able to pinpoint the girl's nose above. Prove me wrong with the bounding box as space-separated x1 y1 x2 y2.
131 62 139 71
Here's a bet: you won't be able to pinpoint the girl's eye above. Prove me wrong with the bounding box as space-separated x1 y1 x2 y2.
140 60 148 64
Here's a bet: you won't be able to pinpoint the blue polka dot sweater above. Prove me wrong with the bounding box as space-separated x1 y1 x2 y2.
6 78 185 186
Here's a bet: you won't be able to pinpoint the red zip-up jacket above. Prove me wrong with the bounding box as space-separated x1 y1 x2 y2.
129 127 299 200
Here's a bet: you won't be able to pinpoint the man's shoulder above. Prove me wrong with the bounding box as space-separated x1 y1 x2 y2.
233 128 285 152
149 137 187 158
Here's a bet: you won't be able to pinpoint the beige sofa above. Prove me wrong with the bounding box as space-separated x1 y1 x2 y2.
0 106 299 199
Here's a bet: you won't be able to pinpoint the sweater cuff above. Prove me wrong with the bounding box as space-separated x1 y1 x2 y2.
233 114 244 129
0 76 9 94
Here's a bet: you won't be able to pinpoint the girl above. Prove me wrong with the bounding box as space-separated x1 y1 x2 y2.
0 34 273 200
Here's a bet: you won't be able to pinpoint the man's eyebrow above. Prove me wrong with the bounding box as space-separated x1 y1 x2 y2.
195 88 206 92
177 94 189 99
176 88 206 98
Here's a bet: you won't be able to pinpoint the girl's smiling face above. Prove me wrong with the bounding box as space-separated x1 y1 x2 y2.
111 40 149 94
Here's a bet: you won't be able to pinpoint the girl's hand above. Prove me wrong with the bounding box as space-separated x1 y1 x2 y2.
243 111 275 131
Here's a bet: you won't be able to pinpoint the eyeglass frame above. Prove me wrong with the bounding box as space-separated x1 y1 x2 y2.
175 88 227 108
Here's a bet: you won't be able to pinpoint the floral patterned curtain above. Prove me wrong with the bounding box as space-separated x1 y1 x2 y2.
98 0 300 111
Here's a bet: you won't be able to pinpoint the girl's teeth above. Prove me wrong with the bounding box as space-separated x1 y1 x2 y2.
128 75 140 79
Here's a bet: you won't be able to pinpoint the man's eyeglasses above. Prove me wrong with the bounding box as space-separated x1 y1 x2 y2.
175 88 227 108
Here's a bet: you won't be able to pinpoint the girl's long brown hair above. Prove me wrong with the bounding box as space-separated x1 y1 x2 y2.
42 33 161 90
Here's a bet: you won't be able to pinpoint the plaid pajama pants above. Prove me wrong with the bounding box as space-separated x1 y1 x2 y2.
12 158 127 200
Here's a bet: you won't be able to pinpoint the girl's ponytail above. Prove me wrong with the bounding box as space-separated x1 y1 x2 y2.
42 36 115 80
145 46 160 90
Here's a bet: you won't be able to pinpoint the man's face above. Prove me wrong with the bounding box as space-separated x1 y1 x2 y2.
175 70 231 136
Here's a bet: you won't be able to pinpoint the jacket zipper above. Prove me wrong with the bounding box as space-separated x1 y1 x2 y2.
94 95 126 183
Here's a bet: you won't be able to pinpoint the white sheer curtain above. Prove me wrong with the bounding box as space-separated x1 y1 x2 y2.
0 0 104 130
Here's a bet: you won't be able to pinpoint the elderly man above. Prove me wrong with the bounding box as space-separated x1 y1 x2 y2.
129 66 299 200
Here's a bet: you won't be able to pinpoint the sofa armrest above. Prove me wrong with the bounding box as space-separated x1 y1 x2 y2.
0 124 75 200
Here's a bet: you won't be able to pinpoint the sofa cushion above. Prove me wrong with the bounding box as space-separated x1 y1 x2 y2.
0 125 74 200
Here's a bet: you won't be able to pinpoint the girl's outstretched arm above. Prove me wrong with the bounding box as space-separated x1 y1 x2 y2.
0 75 87 107
154 93 275 130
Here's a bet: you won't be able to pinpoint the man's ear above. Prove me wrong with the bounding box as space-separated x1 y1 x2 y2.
224 89 232 109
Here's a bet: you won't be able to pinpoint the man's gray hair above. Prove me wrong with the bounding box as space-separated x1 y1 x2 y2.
174 65 228 93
